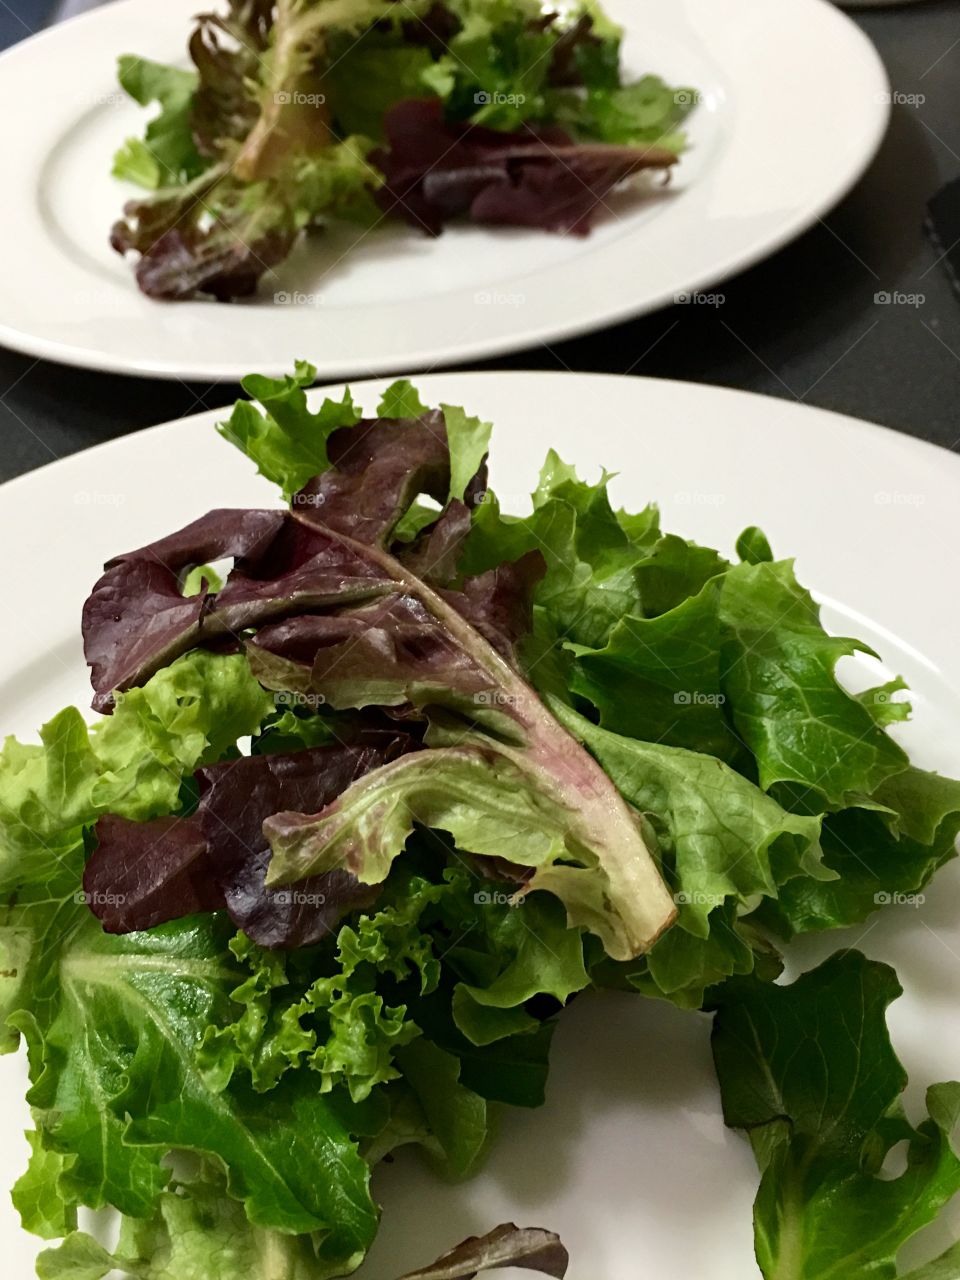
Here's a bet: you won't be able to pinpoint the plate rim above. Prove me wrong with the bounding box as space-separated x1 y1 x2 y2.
1 369 956 507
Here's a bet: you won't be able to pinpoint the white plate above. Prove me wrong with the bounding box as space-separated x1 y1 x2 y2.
1 372 960 1277
0 0 889 381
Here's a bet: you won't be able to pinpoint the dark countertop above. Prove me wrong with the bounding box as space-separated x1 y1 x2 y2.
2 0 959 481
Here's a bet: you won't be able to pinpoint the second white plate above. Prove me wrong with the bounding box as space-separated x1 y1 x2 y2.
0 0 888 380
0 373 959 1277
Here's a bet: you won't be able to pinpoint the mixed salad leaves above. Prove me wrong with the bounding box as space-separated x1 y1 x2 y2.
109 0 695 300
2 369 960 1278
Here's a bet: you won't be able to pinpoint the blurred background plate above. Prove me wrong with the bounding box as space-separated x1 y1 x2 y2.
0 0 888 380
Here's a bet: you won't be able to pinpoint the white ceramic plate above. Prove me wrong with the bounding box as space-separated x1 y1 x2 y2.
0 0 889 381
1 372 960 1277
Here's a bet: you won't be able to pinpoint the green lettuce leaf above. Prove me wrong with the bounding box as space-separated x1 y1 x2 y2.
568 578 743 764
450 893 589 1046
217 363 360 500
0 652 272 1043
112 56 202 189
18 913 378 1265
754 766 960 936
550 702 826 1007
460 453 660 652
549 73 695 149
718 559 909 808
35 1163 349 1280
710 951 960 1280
327 39 443 139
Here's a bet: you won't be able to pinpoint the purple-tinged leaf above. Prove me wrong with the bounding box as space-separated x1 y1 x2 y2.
294 411 452 546
248 592 497 713
395 1223 569 1280
398 499 475 584
83 510 391 711
189 3 272 160
373 98 679 237
111 164 301 302
84 735 413 947
439 552 545 663
246 552 543 713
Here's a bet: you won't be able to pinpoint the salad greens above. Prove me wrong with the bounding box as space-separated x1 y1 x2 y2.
2 368 960 1278
109 1 695 300
711 952 960 1280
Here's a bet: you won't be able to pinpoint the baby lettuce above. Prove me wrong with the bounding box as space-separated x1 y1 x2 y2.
711 951 960 1280
4 371 960 1280
83 380 678 961
109 1 694 299
39 1209 567 1280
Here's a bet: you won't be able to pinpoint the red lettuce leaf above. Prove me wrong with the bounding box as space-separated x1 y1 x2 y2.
111 167 300 301
372 98 679 236
189 2 273 160
247 552 542 712
84 734 413 947
83 509 392 712
83 407 488 711
395 1223 569 1280
294 411 456 545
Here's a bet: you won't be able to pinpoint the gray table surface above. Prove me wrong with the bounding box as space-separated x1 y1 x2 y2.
1 0 959 482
